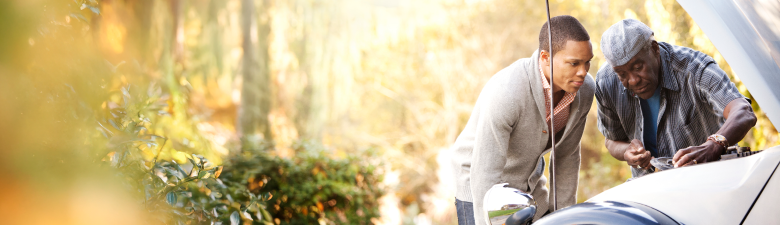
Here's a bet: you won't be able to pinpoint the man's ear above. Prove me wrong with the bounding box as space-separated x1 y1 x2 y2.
652 40 660 56
540 50 550 66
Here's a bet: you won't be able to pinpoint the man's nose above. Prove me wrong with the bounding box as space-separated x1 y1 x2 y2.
627 74 640 87
577 65 588 77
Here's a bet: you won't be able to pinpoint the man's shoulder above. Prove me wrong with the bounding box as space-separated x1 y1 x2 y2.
661 42 722 87
662 42 706 57
477 57 536 109
662 42 717 69
499 56 534 78
484 57 534 92
595 62 621 91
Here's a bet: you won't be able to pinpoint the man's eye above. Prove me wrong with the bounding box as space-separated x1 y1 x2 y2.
570 62 577 66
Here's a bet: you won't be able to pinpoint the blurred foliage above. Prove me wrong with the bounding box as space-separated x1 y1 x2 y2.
223 141 385 224
98 82 272 224
0 0 385 224
96 80 384 225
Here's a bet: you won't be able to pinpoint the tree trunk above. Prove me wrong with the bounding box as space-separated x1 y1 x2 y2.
296 1 330 141
237 0 273 145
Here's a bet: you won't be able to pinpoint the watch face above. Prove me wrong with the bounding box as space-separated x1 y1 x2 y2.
710 134 728 146
715 136 726 142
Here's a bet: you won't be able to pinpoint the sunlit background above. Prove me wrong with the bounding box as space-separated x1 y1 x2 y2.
1 0 777 224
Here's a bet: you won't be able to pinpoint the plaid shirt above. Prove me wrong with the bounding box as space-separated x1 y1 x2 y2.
539 62 577 134
595 42 746 177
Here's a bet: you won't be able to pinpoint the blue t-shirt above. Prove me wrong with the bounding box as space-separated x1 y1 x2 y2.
640 87 662 157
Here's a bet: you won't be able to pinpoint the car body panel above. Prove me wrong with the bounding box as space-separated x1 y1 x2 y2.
676 0 780 128
587 146 780 225
743 160 780 224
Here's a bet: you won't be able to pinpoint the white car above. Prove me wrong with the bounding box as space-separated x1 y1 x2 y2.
485 0 780 224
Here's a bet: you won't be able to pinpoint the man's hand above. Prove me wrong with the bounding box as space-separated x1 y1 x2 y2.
624 139 652 169
673 141 724 167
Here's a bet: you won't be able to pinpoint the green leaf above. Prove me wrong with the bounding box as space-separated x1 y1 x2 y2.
245 199 257 213
230 211 240 225
166 167 184 180
121 86 130 98
108 119 121 130
205 202 227 210
187 157 199 167
171 161 188 177
166 192 177 205
198 170 210 179
259 206 272 222
242 211 253 221
187 157 199 176
88 5 100 14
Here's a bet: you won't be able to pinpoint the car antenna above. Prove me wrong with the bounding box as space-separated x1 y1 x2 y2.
545 0 558 212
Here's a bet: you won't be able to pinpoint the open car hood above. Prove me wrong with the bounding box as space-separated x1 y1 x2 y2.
587 146 780 224
675 0 780 129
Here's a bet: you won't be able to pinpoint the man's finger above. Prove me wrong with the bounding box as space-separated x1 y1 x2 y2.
641 156 652 169
672 151 683 163
675 154 691 168
627 157 637 166
673 148 691 163
641 155 651 169
681 157 697 167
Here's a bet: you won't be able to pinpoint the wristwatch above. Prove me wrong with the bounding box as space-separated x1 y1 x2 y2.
707 134 729 150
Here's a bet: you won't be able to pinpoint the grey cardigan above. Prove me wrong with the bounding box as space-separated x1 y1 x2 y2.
450 50 595 224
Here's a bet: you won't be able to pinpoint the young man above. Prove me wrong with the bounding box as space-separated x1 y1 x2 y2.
596 19 757 177
450 15 594 225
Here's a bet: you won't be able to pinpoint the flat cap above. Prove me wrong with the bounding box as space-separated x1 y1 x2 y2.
601 19 654 67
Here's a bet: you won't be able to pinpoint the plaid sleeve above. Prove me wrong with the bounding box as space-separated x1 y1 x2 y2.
595 72 629 142
697 63 745 116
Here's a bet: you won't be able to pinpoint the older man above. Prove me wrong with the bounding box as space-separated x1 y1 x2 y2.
596 19 757 177
450 15 594 225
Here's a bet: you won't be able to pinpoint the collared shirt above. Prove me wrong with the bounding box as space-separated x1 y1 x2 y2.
539 62 577 134
595 42 746 177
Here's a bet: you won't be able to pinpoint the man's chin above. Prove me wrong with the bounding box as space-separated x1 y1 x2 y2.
636 91 653 99
564 86 581 94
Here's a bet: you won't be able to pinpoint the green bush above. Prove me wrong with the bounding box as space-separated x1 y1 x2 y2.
221 142 385 225
99 83 384 225
98 83 273 225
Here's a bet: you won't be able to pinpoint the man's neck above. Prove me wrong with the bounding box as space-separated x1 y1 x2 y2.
552 90 565 107
542 76 565 107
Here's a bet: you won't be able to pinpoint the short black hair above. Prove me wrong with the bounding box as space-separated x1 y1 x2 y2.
538 15 590 55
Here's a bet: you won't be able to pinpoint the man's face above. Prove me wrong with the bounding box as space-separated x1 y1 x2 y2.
541 40 594 93
612 41 661 99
